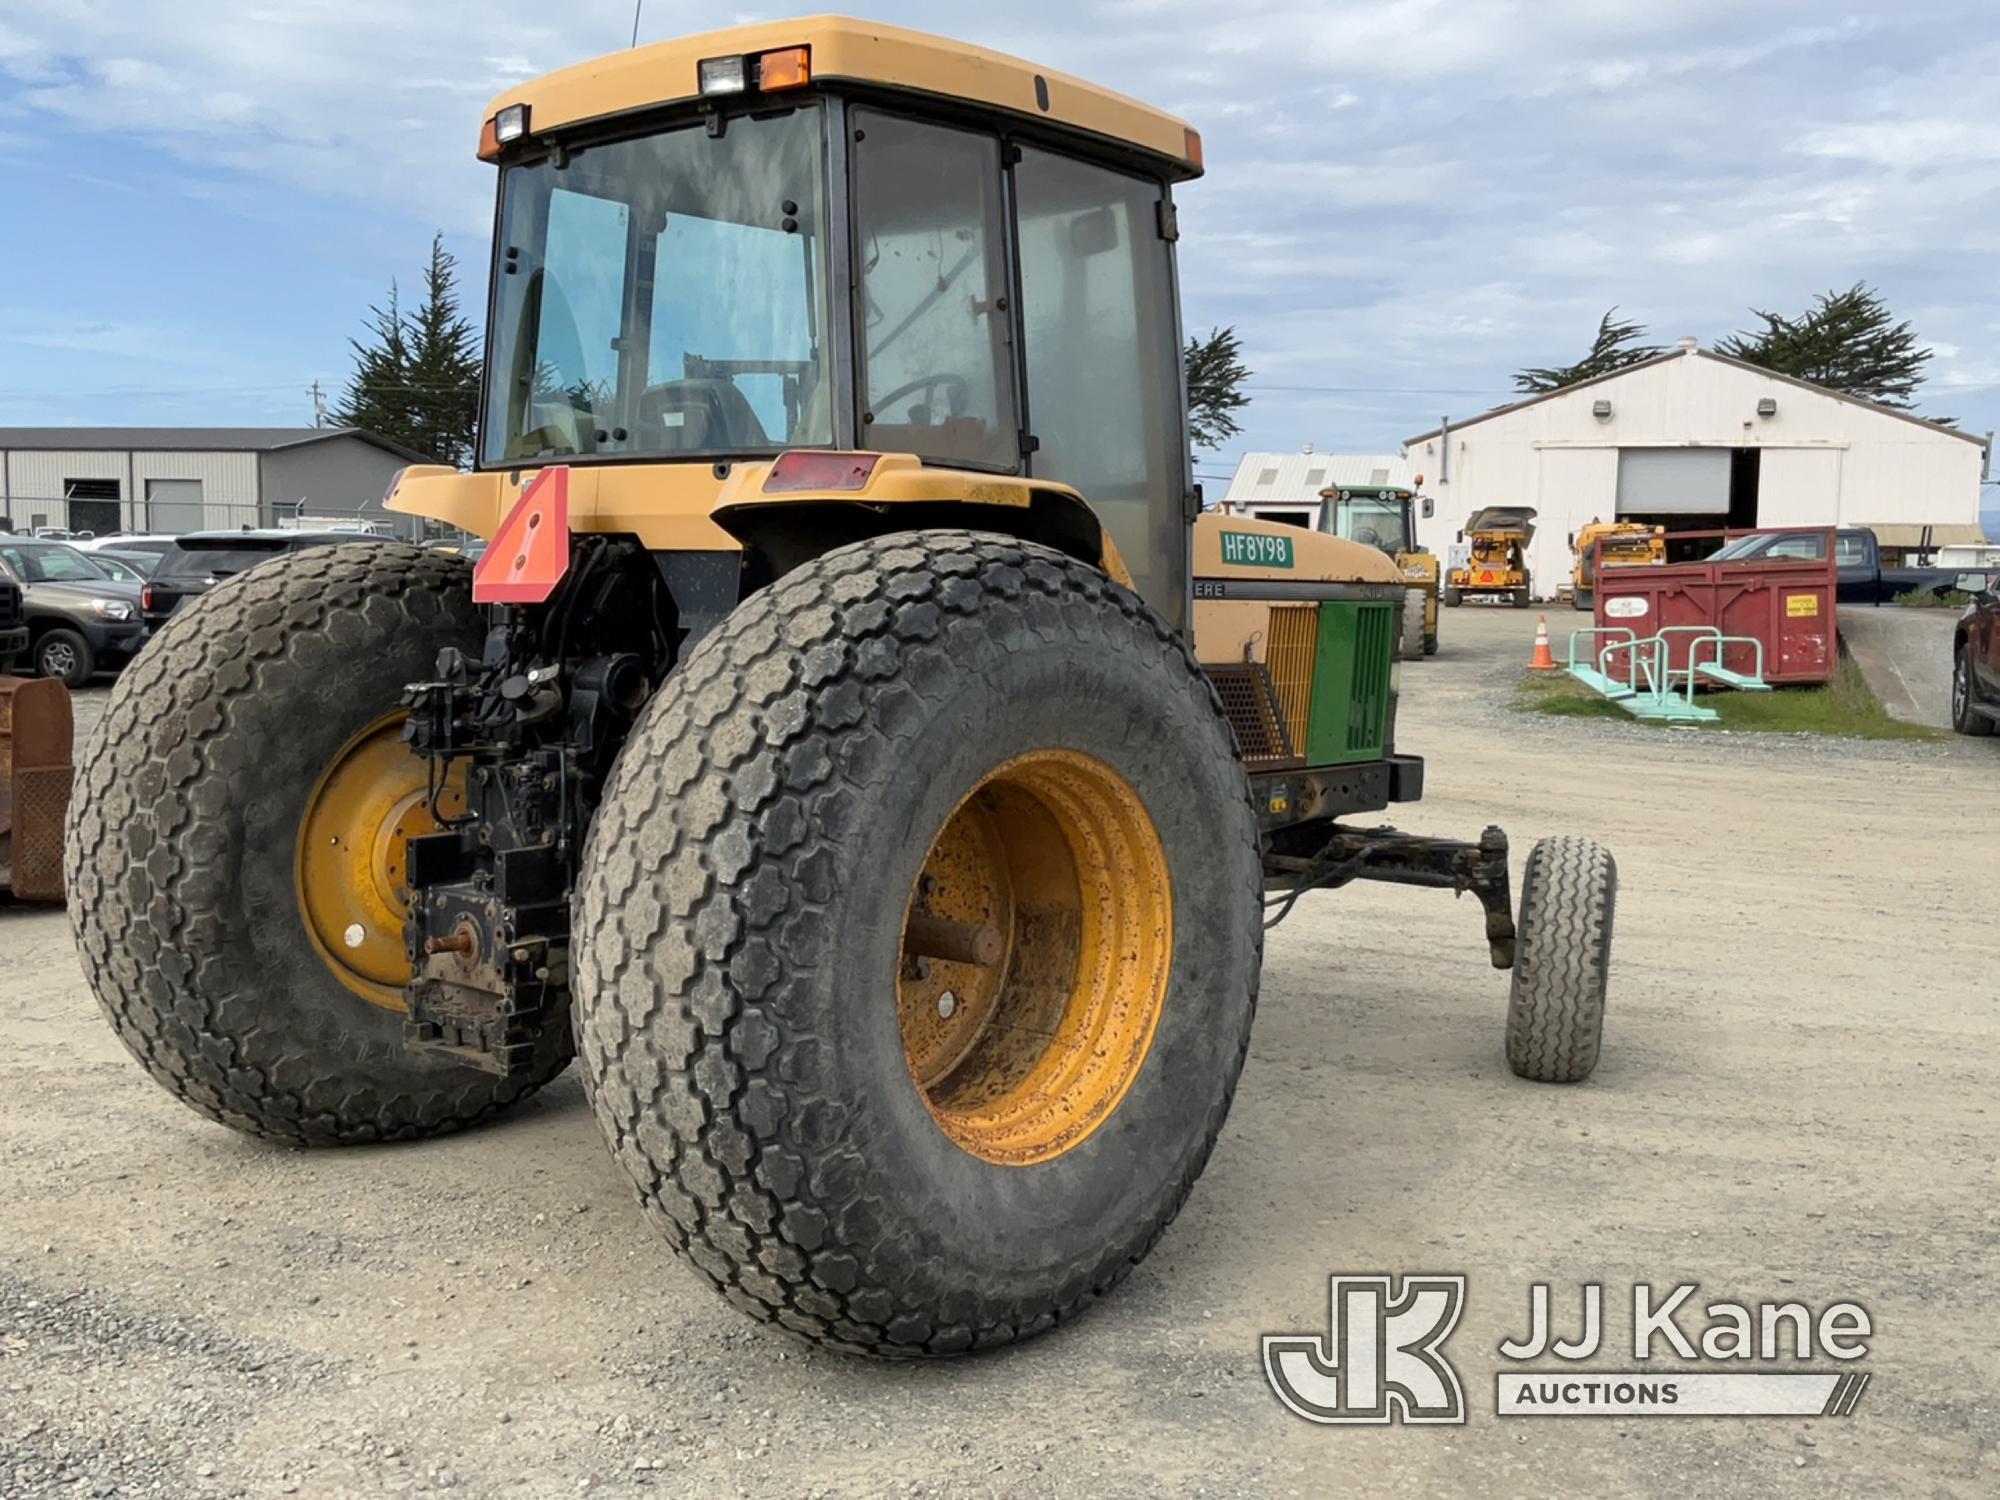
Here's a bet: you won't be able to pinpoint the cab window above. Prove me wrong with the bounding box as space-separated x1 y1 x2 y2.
850 110 1017 470
1015 146 1184 614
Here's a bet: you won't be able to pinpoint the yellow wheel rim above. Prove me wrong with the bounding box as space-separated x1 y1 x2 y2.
896 750 1172 1166
295 714 465 1012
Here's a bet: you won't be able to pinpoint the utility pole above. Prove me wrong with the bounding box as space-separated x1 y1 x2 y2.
308 380 328 428
631 1 644 47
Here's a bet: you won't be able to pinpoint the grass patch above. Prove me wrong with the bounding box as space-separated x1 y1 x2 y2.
1893 588 1976 609
1514 656 1937 740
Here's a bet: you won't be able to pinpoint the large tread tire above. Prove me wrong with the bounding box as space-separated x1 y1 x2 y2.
64 543 573 1144
1444 586 1462 608
1398 593 1426 660
1505 836 1615 1084
1952 647 1994 736
574 531 1264 1357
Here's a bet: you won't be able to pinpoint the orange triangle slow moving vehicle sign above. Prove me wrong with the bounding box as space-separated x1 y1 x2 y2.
474 466 571 604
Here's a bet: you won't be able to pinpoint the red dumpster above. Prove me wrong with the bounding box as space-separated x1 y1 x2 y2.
1592 526 1838 686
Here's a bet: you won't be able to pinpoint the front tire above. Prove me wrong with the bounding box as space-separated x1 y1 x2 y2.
36 626 94 686
65 544 573 1144
575 532 1263 1356
1952 647 1993 736
1505 836 1615 1083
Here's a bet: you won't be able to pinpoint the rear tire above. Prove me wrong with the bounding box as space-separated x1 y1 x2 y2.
574 531 1263 1357
1572 589 1593 613
1444 586 1462 607
1505 836 1615 1084
36 626 94 686
1512 587 1532 610
1953 646 1994 736
65 544 573 1144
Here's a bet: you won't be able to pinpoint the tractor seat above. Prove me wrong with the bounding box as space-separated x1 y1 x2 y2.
637 379 770 451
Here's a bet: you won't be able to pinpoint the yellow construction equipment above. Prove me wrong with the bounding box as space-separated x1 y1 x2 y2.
1569 519 1666 610
1446 506 1537 609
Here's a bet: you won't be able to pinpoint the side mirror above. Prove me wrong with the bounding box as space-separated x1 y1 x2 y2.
1567 531 1576 549
1455 530 1465 544
1421 497 1434 520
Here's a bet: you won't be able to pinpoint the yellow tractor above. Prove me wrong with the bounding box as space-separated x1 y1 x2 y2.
1569 519 1666 611
67 17 1616 1359
1319 483 1438 657
1445 505 1537 609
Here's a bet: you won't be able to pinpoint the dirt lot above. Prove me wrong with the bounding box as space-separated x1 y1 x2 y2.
6 607 1999 1498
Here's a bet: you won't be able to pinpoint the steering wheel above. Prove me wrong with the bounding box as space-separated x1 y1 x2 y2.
1354 526 1386 549
871 373 971 425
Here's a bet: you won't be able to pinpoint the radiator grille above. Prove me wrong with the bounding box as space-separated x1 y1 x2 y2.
0 585 21 630
1204 662 1303 772
1348 603 1394 754
1264 605 1318 748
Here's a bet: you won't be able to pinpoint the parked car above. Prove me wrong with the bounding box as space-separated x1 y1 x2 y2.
1952 576 2000 738
1833 527 1979 605
0 538 148 686
90 551 157 584
0 573 25 671
141 529 393 630
78 533 180 560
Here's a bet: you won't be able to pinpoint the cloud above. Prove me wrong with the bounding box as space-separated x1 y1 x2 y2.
0 0 1996 456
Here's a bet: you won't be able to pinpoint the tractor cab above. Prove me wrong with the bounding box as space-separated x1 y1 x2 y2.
409 18 1201 622
1319 484 1430 558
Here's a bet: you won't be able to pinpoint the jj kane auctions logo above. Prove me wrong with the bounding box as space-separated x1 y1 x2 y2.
1264 1276 1873 1424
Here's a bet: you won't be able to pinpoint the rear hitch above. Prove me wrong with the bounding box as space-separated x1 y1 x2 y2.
1264 822 1517 969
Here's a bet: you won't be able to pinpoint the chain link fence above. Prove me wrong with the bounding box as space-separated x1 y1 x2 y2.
0 494 471 544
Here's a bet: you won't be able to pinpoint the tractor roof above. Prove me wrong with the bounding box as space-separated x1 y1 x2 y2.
485 15 1202 180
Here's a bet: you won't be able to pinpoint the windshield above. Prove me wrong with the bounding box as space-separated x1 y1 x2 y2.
0 541 111 583
1324 496 1411 555
483 105 829 466
1707 531 1827 563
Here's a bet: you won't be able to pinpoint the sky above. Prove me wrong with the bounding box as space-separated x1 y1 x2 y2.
3 0 1998 521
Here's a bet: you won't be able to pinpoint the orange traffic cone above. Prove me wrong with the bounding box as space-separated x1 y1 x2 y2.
1529 614 1558 671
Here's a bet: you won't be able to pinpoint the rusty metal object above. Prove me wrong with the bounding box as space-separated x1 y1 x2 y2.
424 927 477 956
0 675 75 903
903 911 1004 969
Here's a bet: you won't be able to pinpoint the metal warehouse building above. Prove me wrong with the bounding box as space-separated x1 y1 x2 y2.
1215 450 1420 526
1404 340 1991 594
0 427 427 536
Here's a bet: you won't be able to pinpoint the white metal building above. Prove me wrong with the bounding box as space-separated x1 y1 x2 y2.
1404 341 1992 594
1215 450 1421 526
0 427 428 536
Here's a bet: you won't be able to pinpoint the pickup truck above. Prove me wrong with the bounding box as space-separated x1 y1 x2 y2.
1833 527 1992 606
0 574 25 670
1954 575 2000 737
0 537 149 685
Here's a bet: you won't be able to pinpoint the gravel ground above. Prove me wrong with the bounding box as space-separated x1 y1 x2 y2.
5 609 1999 1497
